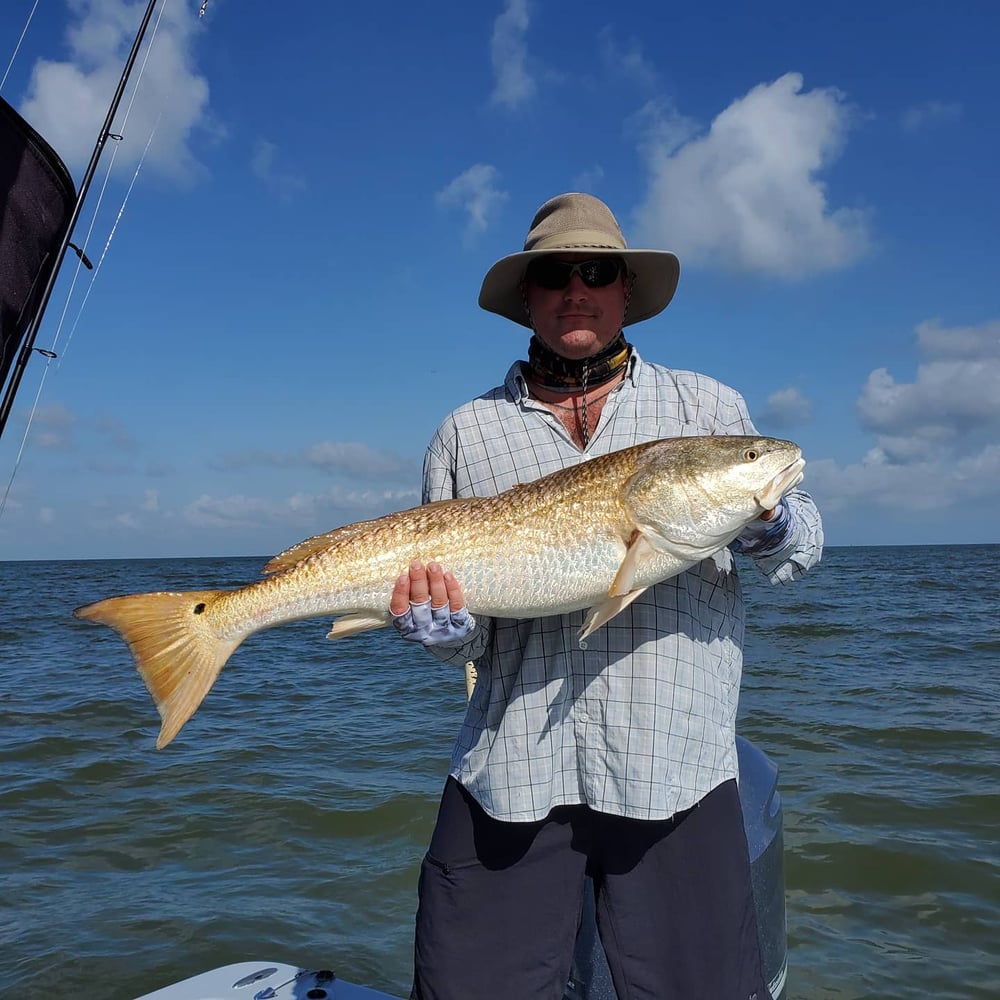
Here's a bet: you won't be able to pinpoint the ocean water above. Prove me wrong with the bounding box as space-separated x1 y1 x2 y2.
0 547 997 999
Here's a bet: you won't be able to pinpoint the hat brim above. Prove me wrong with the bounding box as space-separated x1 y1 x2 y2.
478 248 680 329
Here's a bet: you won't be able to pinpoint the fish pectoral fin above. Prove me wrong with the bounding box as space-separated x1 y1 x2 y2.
609 530 659 596
579 588 649 640
583 529 660 638
327 612 391 640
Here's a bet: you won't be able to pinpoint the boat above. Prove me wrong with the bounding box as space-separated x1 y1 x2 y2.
0 4 788 997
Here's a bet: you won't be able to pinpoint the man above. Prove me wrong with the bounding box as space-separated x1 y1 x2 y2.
391 193 823 999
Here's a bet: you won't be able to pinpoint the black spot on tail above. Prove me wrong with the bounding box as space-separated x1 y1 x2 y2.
193 603 206 615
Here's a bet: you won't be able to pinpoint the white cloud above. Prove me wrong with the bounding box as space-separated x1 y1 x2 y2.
599 28 659 90
96 413 139 451
857 319 1000 456
757 386 814 429
632 73 870 278
626 97 699 160
301 442 416 480
808 318 1000 516
214 441 417 482
571 164 605 192
435 164 509 240
18 0 211 181
182 493 292 530
901 100 962 133
182 485 418 531
804 445 1000 515
490 0 535 110
251 138 306 198
915 317 1000 360
28 403 76 450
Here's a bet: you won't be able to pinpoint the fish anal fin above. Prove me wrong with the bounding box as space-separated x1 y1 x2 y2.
327 613 390 640
609 529 659 597
579 588 649 640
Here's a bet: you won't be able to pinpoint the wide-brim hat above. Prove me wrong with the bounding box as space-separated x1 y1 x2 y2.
478 192 680 328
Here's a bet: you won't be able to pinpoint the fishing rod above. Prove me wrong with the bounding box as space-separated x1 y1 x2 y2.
0 0 162 442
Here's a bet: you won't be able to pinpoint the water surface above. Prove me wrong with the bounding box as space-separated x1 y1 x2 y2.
1 547 997 998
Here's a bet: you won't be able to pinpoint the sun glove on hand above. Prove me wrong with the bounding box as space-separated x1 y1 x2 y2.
732 498 793 556
392 598 477 646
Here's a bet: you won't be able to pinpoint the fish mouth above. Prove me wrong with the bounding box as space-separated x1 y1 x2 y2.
755 457 806 510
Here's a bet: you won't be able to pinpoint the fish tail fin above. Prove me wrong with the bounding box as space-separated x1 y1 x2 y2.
74 590 242 749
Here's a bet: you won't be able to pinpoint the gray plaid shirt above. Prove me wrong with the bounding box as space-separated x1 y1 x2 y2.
422 349 823 822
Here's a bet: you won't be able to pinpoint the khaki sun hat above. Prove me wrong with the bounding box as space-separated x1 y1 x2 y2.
478 192 680 328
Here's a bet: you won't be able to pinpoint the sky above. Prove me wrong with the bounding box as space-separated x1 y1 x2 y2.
0 0 998 561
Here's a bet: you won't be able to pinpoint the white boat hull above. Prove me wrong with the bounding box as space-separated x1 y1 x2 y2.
136 961 399 1000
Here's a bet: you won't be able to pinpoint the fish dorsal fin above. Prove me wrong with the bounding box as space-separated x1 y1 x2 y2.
262 499 472 574
263 518 385 574
609 530 659 596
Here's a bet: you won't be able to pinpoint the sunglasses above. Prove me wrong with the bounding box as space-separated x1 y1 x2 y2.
525 256 625 290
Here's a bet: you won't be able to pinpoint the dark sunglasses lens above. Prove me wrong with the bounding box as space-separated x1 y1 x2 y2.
579 258 621 287
527 259 573 289
527 258 622 289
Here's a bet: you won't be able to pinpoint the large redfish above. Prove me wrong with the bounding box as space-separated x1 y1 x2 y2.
75 435 805 748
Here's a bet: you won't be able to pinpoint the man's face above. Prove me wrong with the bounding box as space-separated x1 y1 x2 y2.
524 254 627 361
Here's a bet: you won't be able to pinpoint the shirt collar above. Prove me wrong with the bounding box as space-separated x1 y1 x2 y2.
507 361 530 401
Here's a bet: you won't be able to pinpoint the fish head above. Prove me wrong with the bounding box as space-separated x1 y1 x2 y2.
623 436 805 556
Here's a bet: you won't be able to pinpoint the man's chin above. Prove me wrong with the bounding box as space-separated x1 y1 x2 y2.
554 329 607 357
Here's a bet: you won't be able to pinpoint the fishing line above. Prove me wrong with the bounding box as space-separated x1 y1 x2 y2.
0 0 174 520
55 0 169 362
2 0 168 386
0 0 40 93
58 119 161 369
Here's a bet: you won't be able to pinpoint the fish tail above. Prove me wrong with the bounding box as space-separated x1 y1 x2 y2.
74 590 243 749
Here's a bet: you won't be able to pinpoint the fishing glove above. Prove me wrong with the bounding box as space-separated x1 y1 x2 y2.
392 599 477 647
732 498 793 556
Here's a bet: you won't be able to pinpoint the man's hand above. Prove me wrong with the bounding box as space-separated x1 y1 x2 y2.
390 561 476 646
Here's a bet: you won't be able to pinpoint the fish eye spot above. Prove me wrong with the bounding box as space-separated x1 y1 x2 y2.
193 603 206 615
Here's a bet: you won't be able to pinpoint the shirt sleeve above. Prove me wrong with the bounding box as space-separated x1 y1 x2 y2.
422 422 456 505
733 489 825 584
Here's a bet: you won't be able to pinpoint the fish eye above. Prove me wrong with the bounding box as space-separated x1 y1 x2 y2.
743 448 759 462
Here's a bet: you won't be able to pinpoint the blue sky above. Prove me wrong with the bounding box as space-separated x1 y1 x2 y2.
1 0 998 561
